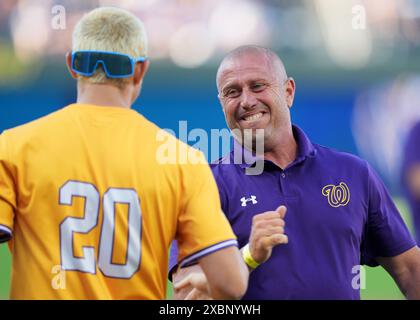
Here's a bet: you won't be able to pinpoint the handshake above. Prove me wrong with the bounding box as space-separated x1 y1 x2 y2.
173 205 288 300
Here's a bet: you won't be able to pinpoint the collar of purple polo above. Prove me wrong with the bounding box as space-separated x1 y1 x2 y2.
233 125 317 169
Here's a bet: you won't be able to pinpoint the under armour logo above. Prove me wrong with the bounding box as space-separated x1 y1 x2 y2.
240 195 258 207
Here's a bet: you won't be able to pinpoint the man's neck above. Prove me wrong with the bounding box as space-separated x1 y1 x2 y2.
77 82 131 109
263 126 297 170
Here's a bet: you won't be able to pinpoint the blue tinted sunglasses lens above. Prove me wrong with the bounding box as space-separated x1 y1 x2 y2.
73 52 133 77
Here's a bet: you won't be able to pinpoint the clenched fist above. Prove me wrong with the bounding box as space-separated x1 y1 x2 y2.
248 205 288 264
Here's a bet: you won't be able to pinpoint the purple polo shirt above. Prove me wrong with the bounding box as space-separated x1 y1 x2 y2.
401 121 420 244
170 125 415 299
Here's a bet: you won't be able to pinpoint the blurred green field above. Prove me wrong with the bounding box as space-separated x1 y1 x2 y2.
0 197 414 300
0 243 11 300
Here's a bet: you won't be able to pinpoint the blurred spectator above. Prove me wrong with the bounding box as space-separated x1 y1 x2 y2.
402 121 420 244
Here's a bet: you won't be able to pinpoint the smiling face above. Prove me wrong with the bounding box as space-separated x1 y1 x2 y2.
217 49 295 151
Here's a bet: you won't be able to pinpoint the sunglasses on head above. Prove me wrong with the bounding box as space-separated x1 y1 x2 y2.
71 50 147 78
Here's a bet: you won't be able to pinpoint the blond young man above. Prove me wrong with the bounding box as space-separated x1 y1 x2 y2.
0 7 248 299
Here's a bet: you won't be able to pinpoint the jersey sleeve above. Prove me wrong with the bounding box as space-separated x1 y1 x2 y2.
168 240 179 281
361 162 416 266
0 132 16 243
176 150 237 268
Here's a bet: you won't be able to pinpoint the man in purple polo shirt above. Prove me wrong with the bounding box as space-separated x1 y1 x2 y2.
402 121 420 245
170 45 420 299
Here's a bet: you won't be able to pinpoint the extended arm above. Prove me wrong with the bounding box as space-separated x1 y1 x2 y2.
173 206 288 299
174 246 248 300
377 246 420 300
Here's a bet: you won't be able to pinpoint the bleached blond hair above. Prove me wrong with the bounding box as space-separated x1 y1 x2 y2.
72 7 148 88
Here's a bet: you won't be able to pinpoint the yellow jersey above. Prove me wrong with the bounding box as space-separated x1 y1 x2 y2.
0 104 236 299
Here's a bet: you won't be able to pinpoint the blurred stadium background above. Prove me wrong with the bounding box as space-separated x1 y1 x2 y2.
1 0 420 299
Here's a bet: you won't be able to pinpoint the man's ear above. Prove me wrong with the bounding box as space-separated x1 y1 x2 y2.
65 52 79 80
217 93 227 114
133 60 150 86
285 77 296 109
